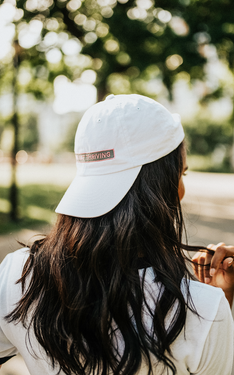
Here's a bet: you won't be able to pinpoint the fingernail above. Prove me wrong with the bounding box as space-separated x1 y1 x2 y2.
228 259 233 266
205 277 211 284
210 268 216 276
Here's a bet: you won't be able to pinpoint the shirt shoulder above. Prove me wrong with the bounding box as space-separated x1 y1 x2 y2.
0 248 29 274
142 266 225 313
0 248 30 315
184 278 225 319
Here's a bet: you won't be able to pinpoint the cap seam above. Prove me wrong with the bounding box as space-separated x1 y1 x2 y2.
116 102 134 167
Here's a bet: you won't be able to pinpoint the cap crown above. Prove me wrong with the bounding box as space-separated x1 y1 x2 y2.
75 94 184 176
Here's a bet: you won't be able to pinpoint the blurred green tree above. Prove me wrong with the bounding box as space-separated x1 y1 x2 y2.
1 0 234 221
14 0 234 97
20 114 39 151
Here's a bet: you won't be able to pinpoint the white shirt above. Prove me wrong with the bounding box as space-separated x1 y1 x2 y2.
0 248 233 374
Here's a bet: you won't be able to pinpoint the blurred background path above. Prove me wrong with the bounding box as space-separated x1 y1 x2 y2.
182 171 234 246
0 168 234 374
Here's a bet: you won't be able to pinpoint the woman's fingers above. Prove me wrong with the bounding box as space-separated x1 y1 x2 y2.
192 252 212 284
207 244 216 248
197 255 205 283
223 257 234 271
192 252 202 279
192 244 234 306
210 245 234 276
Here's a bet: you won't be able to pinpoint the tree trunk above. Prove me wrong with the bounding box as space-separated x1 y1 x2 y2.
230 101 234 172
97 83 107 102
9 42 20 222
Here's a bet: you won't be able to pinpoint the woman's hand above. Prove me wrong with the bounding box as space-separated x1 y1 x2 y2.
192 243 234 307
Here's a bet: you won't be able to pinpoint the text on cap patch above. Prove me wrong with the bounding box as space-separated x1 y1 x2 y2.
76 149 115 162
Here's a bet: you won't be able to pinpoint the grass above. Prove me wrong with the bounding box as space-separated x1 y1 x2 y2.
0 184 66 235
187 155 232 173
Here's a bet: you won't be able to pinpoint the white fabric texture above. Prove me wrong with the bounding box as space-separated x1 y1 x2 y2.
0 248 233 375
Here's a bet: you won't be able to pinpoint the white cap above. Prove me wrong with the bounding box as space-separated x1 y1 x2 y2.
56 94 184 218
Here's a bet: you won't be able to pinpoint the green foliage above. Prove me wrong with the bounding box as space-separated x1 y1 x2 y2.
13 0 204 99
9 0 233 104
0 183 66 234
185 120 233 155
187 154 232 173
184 119 233 172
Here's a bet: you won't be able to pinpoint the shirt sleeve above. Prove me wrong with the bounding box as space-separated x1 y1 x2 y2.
0 253 19 362
194 294 234 375
0 325 17 364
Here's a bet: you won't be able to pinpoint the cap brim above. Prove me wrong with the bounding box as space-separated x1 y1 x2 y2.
55 166 142 218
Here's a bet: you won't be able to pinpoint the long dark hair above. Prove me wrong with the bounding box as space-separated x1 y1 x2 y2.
7 141 200 375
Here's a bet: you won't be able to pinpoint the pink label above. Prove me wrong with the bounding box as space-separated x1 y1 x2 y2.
76 149 114 162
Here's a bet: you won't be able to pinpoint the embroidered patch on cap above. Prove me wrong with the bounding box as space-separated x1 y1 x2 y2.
76 149 114 162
